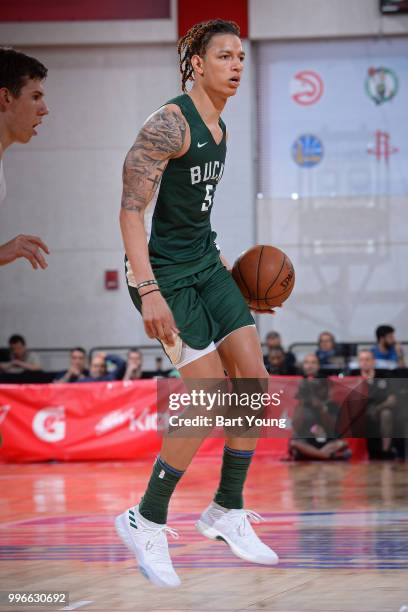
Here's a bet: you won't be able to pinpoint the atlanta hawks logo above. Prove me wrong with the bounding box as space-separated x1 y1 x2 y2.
290 70 324 106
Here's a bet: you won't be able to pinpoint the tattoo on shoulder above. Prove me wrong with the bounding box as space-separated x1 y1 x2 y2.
139 107 186 155
121 107 186 212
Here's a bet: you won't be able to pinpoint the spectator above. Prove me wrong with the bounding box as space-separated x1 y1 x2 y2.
263 331 296 372
358 349 398 459
123 350 174 380
290 362 350 461
53 347 89 383
148 356 174 378
301 353 321 379
0 334 42 374
265 346 298 376
316 331 344 370
123 348 151 380
371 324 405 370
152 356 169 378
80 352 125 382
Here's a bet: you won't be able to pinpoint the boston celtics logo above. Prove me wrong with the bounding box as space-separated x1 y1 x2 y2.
365 67 398 105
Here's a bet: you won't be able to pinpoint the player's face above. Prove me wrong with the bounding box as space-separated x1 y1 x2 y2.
201 34 245 97
6 78 49 144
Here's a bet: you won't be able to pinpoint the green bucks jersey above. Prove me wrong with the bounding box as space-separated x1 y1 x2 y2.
144 94 226 283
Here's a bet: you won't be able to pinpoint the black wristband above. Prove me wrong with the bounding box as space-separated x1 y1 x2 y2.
140 288 160 299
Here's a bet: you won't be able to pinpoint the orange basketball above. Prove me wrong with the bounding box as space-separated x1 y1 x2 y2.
232 245 295 310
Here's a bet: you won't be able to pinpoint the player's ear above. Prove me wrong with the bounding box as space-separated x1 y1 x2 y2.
0 87 13 110
190 54 204 77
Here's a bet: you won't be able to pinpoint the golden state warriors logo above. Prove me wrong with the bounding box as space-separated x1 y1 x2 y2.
365 67 398 105
292 134 323 168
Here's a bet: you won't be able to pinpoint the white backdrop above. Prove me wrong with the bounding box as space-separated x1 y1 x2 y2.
256 37 408 347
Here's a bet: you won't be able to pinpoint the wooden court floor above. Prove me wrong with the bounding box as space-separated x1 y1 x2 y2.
0 458 407 612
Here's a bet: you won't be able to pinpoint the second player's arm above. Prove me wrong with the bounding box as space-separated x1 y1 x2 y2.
120 105 187 344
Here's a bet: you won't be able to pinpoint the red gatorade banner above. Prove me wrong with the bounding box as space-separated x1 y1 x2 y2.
0 381 160 462
0 379 367 462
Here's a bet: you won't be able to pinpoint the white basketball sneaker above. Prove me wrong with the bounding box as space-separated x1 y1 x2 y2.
196 502 279 565
115 505 181 588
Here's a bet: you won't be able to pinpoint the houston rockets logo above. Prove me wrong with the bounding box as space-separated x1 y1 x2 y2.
367 131 399 163
290 70 324 106
32 406 66 443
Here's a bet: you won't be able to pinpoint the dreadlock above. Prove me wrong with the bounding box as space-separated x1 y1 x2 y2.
178 19 240 93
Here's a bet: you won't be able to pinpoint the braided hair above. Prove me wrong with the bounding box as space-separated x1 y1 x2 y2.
178 19 240 92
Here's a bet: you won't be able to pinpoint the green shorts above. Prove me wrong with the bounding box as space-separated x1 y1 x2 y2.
127 259 254 350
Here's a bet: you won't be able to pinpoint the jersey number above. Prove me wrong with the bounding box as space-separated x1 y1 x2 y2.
201 184 214 212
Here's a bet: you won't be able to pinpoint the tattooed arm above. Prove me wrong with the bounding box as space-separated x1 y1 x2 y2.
120 104 188 344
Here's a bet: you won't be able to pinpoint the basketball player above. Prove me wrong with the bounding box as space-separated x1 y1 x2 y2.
0 47 49 269
117 20 278 587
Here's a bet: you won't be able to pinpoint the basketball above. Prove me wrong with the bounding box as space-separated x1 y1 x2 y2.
232 245 295 310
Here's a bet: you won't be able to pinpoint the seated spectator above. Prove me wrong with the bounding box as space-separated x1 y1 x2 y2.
79 352 125 382
53 347 89 383
263 331 296 372
358 349 398 459
290 367 350 461
316 331 345 370
148 356 174 378
265 346 298 376
123 348 151 380
371 324 405 370
0 334 42 374
153 356 168 377
301 353 322 379
123 350 174 380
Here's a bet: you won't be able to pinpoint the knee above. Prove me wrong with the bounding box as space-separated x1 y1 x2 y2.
236 362 269 379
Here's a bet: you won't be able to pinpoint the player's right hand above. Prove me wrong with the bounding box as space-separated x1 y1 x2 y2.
141 291 179 346
251 307 276 315
0 234 49 269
